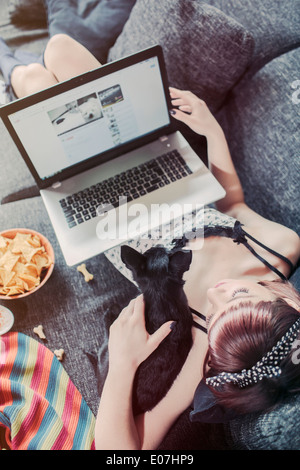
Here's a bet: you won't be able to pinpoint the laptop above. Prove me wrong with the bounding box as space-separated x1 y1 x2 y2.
0 45 225 266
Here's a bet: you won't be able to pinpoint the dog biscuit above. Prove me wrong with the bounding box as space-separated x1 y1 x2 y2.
33 324 46 340
54 349 64 361
77 263 93 282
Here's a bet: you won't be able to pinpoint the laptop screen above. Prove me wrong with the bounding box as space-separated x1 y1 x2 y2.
3 47 171 186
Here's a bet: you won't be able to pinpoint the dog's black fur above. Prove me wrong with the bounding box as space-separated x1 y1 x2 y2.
121 245 193 415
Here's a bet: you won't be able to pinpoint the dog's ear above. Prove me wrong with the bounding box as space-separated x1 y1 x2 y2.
121 245 146 272
169 250 192 277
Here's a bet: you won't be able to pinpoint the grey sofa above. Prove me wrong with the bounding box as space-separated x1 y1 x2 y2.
0 0 299 450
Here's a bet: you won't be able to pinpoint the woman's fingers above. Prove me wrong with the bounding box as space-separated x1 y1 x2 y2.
118 295 143 319
169 86 190 99
178 105 192 113
169 86 180 98
147 320 174 354
170 87 201 105
111 294 174 368
169 87 201 127
132 294 144 316
170 107 194 127
169 87 219 137
118 298 135 319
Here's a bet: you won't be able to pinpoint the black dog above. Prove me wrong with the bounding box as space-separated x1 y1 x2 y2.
120 245 193 415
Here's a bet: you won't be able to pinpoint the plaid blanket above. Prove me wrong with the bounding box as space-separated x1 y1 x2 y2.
0 332 95 450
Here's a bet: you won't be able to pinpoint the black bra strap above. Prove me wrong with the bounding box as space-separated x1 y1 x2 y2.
189 306 206 321
242 226 294 270
192 320 207 334
189 307 207 333
233 221 292 280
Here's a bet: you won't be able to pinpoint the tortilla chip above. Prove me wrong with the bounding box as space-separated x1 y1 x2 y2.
0 267 15 287
32 253 51 274
27 235 42 248
18 272 40 289
0 236 9 249
0 251 20 272
10 233 31 252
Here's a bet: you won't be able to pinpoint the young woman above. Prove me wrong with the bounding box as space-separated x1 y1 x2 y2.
1 34 299 450
94 88 300 450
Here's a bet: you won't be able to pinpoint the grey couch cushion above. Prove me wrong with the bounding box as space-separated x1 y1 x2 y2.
108 0 254 113
204 0 300 71
46 0 136 63
218 47 300 234
227 393 300 450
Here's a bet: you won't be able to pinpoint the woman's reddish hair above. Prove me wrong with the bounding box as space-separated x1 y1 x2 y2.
204 280 300 414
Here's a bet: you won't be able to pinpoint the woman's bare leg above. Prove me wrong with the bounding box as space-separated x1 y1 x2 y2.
11 63 58 97
44 34 101 81
10 34 101 98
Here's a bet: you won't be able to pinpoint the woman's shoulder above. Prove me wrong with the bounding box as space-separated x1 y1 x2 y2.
225 202 300 266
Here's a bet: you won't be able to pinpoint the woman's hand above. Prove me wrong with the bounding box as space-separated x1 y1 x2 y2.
170 87 245 213
108 295 174 374
169 87 222 139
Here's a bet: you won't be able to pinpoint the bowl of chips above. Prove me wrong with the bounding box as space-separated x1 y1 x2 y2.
0 229 54 299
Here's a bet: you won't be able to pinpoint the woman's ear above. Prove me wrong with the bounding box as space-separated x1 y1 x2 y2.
283 297 300 312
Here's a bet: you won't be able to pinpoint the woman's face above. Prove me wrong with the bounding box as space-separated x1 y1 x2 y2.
206 279 277 330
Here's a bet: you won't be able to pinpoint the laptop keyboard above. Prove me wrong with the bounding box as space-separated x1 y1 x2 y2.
59 149 193 229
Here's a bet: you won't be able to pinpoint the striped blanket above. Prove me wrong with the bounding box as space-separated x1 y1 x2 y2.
0 332 95 450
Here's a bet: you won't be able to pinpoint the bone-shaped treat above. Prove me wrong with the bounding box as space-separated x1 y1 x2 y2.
77 263 94 282
33 325 46 339
54 349 64 361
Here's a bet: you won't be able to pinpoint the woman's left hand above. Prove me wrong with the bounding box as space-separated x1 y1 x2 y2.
108 295 174 373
